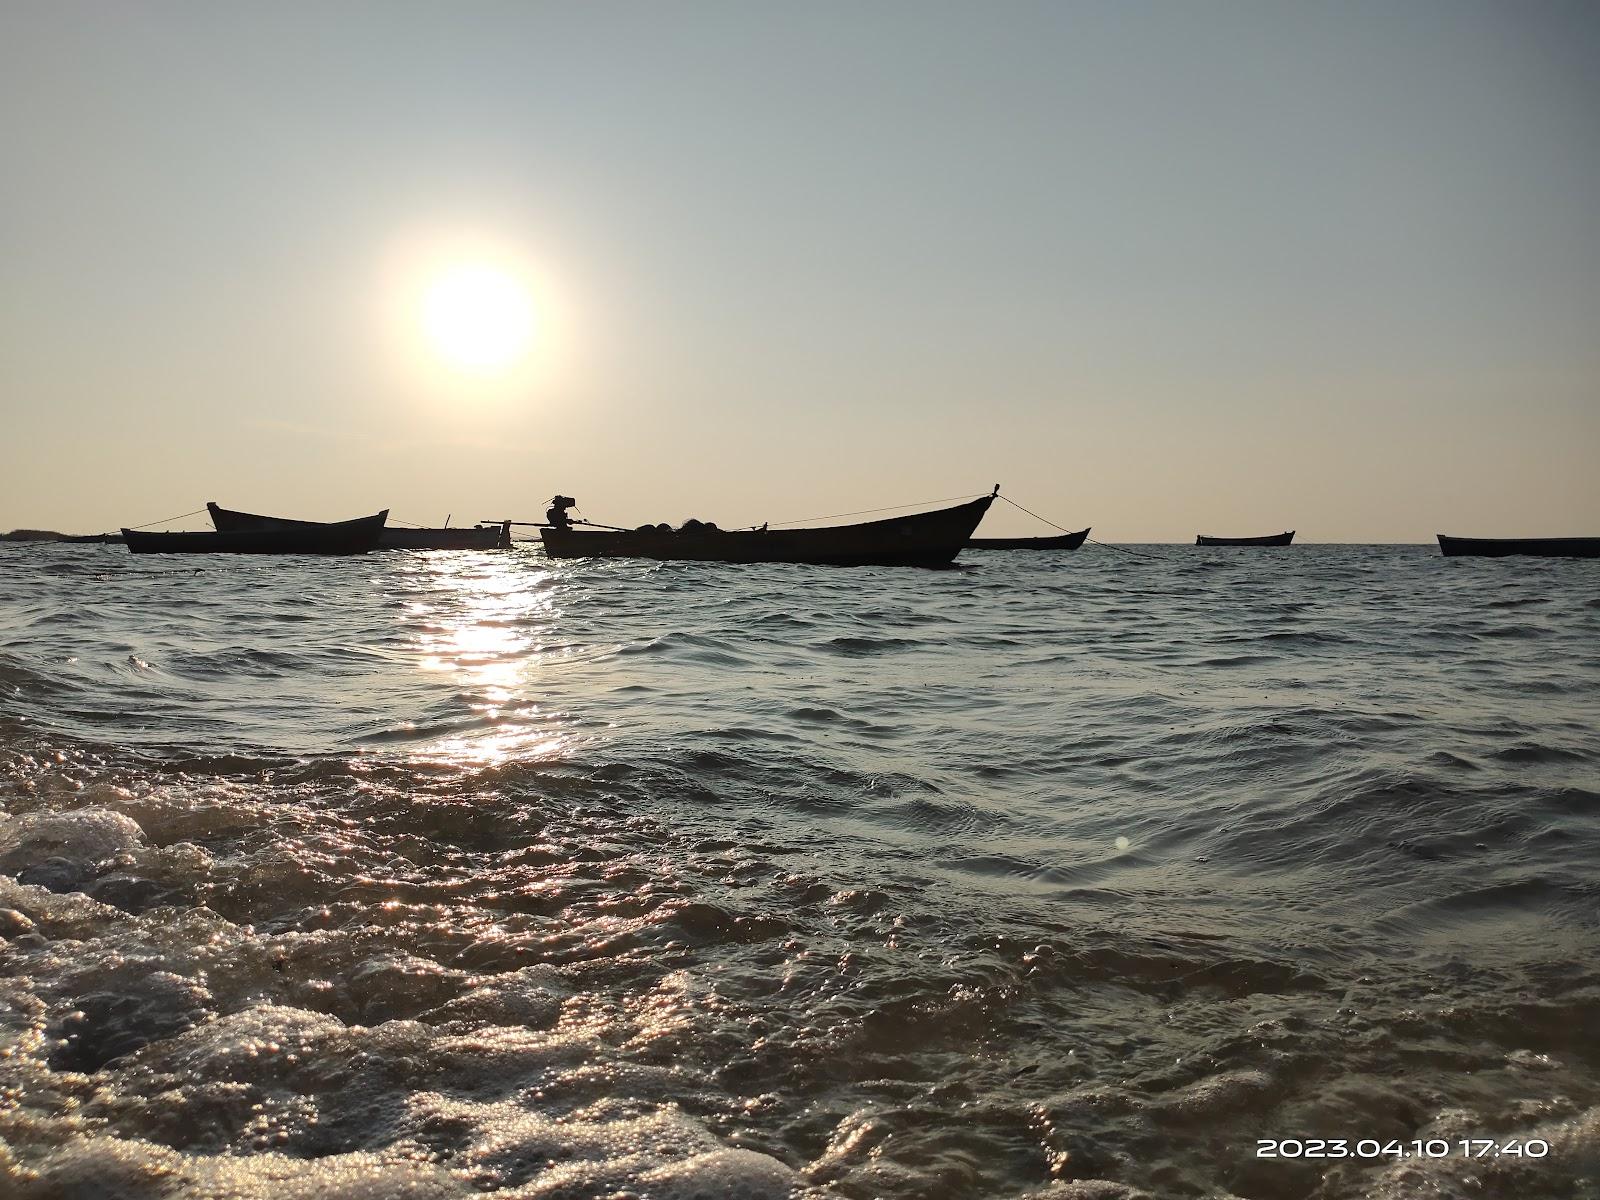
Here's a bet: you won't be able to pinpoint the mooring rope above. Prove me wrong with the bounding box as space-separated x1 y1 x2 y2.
1087 537 1166 560
995 493 1074 532
124 506 207 531
997 493 1167 559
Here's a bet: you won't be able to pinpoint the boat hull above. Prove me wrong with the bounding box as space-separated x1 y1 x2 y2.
207 503 507 550
1197 531 1295 546
541 495 995 566
375 526 507 550
1437 535 1600 558
123 512 386 555
968 528 1089 550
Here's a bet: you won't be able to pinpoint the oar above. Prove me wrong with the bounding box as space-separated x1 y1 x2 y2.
477 518 632 530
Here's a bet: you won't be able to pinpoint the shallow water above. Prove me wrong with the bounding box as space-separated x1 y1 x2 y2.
1 542 1597 1199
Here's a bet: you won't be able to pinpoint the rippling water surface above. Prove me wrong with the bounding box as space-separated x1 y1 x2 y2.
2 543 1597 1199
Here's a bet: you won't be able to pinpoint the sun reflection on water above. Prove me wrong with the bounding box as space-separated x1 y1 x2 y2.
401 552 579 766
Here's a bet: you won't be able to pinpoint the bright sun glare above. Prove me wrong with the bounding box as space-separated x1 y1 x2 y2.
420 265 535 373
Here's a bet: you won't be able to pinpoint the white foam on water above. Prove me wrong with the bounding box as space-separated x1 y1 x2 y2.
2 988 825 1199
9 1137 470 1200
0 807 146 875
1356 1104 1600 1200
427 964 564 1028
412 1093 808 1199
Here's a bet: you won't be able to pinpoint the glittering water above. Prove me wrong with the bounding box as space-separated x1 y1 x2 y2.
1 543 1597 1200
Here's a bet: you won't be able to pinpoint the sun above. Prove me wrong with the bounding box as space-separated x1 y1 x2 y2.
420 265 535 373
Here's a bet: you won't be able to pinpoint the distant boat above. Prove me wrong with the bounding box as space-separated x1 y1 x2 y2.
123 512 387 555
541 493 996 567
1197 531 1295 546
968 528 1090 550
1437 534 1600 559
206 502 508 550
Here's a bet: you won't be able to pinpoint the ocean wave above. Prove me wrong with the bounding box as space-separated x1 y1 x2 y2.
2 547 1597 1198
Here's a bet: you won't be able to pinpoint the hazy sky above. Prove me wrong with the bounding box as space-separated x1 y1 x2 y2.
2 1 1596 540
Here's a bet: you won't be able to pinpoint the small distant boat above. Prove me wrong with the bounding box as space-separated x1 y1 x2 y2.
968 528 1090 550
123 512 387 555
1197 531 1295 546
1437 534 1600 559
206 502 508 550
541 492 996 567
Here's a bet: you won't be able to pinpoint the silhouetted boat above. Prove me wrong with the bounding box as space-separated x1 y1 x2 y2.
1437 535 1600 559
123 512 386 555
206 502 507 550
541 493 996 566
968 528 1089 550
1197 531 1295 546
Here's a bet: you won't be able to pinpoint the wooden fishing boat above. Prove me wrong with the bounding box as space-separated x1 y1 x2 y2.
123 512 386 555
968 528 1089 550
541 493 996 566
1437 534 1600 558
1196 531 1295 546
206 502 508 550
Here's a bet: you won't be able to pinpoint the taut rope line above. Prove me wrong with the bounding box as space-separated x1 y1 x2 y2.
124 507 207 530
998 492 1166 559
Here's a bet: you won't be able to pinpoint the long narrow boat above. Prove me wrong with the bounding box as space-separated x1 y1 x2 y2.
1438 534 1600 559
968 528 1089 550
541 493 996 566
1197 531 1295 546
206 502 507 550
123 512 387 555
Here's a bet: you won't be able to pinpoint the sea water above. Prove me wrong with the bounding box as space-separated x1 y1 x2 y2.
1 543 1596 1199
